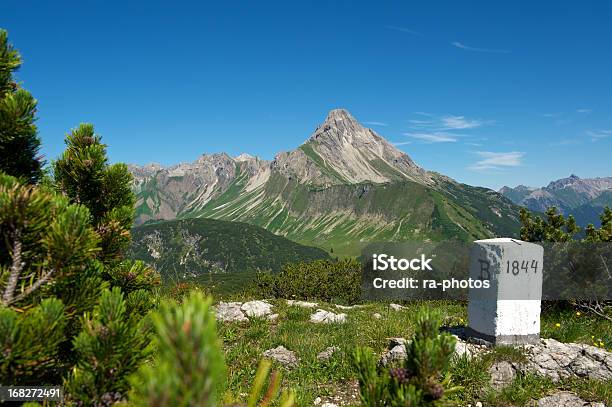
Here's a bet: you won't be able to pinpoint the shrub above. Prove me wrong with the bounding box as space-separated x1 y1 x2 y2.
520 206 611 319
353 307 459 406
0 31 159 402
254 258 362 304
0 29 43 183
0 298 66 383
53 123 136 264
64 287 151 404
128 291 226 406
104 259 161 296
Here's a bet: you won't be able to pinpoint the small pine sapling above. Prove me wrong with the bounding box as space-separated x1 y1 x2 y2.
353 307 460 406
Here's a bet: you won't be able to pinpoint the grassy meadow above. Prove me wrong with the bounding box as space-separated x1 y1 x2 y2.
193 290 612 406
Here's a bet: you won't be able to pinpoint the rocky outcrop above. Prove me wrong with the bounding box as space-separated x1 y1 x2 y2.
377 334 612 387
263 346 298 368
215 300 277 323
241 300 274 318
453 338 488 359
489 361 516 390
310 309 347 324
286 300 319 308
525 338 612 381
130 153 247 224
379 338 409 366
537 391 605 407
215 302 248 322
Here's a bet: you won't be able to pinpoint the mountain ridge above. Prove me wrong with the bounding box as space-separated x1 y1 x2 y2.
499 175 612 226
130 109 522 254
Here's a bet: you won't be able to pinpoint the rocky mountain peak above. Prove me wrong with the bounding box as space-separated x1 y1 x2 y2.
546 174 582 190
280 108 433 186
323 108 358 124
235 153 256 162
309 108 385 147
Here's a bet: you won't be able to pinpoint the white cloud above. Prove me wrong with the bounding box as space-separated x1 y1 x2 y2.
405 113 491 145
408 113 488 131
587 130 612 142
577 108 592 114
364 121 388 127
441 115 483 130
469 151 525 171
452 41 510 54
392 141 412 146
404 132 458 143
408 119 434 125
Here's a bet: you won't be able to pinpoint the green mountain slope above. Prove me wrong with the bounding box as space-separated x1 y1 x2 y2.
128 218 330 280
182 172 520 255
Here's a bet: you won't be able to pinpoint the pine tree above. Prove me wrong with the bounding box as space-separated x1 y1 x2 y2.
0 173 100 384
1 32 158 399
519 207 580 242
520 206 611 319
0 173 99 308
0 29 43 183
64 287 152 404
353 307 459 406
0 298 66 383
53 123 135 263
585 207 612 243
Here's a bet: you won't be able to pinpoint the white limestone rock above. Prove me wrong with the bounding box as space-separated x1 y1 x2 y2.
451 335 488 359
241 300 273 318
335 304 359 310
310 309 347 324
263 346 298 368
380 344 407 366
525 338 612 381
287 299 319 308
537 391 604 407
215 302 247 322
489 361 517 390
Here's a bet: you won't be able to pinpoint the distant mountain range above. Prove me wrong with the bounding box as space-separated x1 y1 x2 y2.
499 175 612 227
129 109 521 255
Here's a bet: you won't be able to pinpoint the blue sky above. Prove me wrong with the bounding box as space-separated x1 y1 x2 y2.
1 0 611 189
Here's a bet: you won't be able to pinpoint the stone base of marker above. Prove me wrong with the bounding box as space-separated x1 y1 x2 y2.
466 238 544 346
